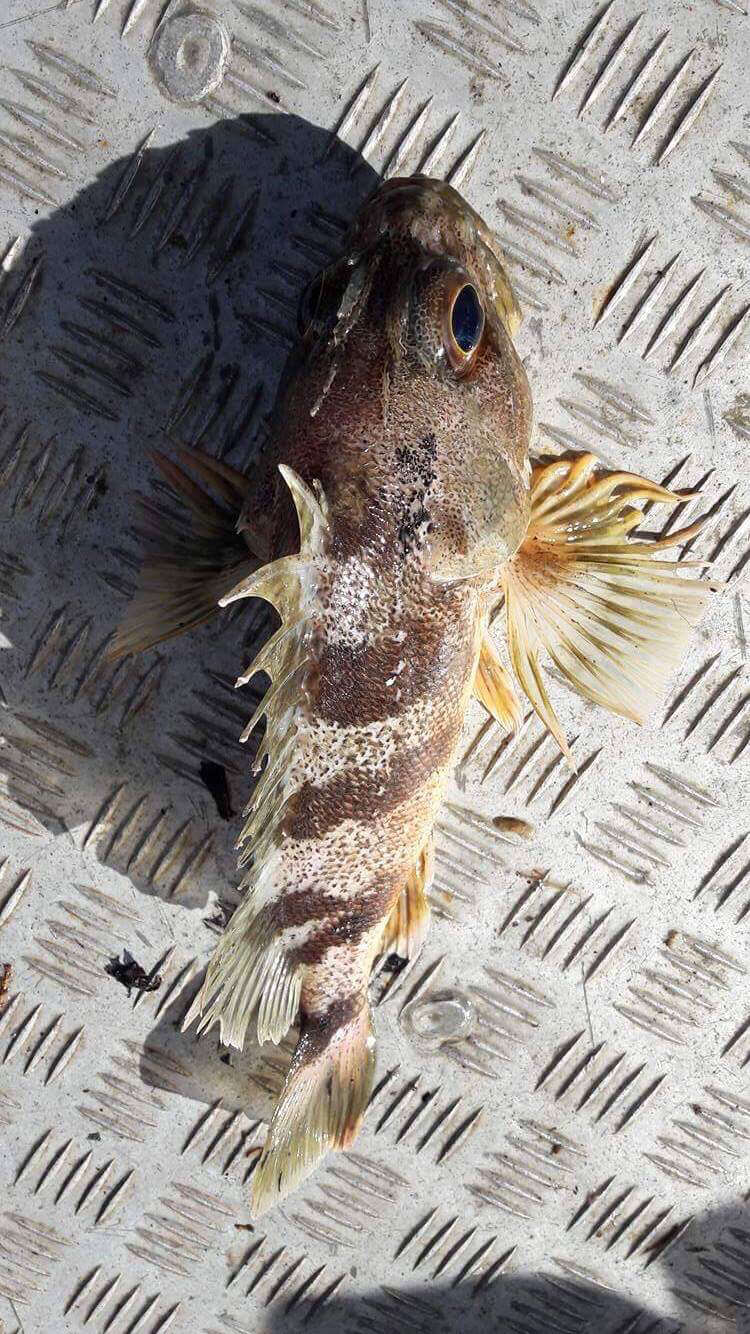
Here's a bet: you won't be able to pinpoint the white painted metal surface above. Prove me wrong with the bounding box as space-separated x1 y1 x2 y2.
0 1 749 1331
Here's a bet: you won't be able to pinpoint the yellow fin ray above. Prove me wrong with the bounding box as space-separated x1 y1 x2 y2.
171 444 253 516
109 448 257 659
380 838 434 961
473 631 523 733
503 453 713 764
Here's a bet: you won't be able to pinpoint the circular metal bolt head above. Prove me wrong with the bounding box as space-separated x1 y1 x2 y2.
401 989 475 1052
150 10 230 104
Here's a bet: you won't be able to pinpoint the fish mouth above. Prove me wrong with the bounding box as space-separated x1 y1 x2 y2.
346 174 522 338
358 174 472 212
349 175 487 251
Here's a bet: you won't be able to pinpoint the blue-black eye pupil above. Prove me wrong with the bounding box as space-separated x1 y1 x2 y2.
451 284 483 353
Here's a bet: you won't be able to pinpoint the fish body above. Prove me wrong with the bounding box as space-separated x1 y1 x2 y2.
113 175 712 1214
260 180 534 1000
207 177 534 1207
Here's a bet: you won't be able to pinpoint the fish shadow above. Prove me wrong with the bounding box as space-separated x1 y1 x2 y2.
0 111 380 911
256 1198 749 1333
138 971 748 1332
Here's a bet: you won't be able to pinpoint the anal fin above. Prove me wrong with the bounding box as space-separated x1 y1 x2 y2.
502 452 713 764
380 838 433 961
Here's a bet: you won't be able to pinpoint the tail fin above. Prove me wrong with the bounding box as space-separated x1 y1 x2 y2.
503 453 714 764
109 447 257 659
251 1001 375 1216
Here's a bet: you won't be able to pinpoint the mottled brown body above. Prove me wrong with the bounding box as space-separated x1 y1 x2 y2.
115 173 710 1215
250 178 533 1071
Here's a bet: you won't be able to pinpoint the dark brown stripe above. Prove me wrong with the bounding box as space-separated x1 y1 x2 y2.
249 882 396 960
313 610 471 727
283 711 458 842
296 992 363 1066
283 883 398 967
274 888 358 930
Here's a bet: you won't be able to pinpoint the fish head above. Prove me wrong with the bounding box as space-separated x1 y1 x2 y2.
291 175 533 581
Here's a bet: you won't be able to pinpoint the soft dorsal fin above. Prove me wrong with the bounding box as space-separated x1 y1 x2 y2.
473 629 523 733
380 837 434 962
502 452 713 766
182 464 329 1054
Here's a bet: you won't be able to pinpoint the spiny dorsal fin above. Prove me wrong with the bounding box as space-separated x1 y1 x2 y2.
502 452 713 766
278 463 329 548
219 464 329 620
220 554 307 619
474 630 523 733
182 464 330 1056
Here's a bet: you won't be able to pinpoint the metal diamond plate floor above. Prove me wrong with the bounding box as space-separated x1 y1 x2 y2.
0 1 749 1332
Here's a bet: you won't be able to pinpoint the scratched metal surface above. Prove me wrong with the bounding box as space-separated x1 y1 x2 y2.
0 1 749 1332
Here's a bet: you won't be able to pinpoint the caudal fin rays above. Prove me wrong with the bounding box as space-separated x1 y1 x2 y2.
250 1003 375 1217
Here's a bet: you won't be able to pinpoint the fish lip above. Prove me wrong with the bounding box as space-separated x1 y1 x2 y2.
345 174 523 340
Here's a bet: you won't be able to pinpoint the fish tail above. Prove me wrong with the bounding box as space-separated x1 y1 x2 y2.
251 999 375 1217
503 452 714 765
109 446 260 659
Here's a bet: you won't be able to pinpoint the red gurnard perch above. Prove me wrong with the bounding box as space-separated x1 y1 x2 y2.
112 176 712 1213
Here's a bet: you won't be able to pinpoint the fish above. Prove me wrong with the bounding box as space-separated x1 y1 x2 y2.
112 175 713 1215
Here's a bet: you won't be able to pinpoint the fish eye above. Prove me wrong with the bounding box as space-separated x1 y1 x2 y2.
450 284 484 354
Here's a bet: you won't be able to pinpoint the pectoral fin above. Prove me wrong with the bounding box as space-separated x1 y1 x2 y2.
474 630 523 733
110 447 257 660
502 453 713 765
